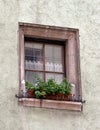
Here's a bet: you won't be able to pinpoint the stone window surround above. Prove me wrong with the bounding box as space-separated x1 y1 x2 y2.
18 22 82 111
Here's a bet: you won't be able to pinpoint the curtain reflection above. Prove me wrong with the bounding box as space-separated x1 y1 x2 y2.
45 45 63 72
25 42 43 70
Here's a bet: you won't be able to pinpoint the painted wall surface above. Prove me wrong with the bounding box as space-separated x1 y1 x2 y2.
0 0 100 130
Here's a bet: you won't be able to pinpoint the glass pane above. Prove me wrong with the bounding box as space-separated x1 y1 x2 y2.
25 71 43 85
54 74 63 84
46 73 63 84
45 45 63 72
25 42 43 70
46 73 55 82
54 46 62 59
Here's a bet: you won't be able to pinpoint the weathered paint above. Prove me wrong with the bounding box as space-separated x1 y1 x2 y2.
0 0 100 130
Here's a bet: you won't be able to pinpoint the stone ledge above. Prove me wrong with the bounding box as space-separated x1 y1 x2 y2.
18 98 82 111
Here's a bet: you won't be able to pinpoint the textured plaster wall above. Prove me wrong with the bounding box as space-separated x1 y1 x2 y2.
0 0 100 130
0 0 19 130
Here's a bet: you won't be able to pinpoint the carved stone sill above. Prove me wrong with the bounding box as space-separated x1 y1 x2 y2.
18 98 82 111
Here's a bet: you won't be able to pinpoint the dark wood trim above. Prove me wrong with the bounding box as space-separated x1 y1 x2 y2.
25 69 64 74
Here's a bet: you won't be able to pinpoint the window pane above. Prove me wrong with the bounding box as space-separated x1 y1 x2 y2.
46 73 63 84
25 42 43 70
54 74 63 84
25 71 43 85
46 73 55 81
45 45 63 72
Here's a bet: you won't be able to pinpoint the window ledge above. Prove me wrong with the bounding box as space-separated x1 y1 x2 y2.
18 98 82 111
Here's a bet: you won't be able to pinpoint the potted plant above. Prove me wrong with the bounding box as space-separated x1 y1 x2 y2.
34 78 47 99
25 82 35 98
25 77 72 101
57 79 72 101
45 79 58 100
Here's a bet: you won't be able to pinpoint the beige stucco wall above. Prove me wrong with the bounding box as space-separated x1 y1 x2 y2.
0 0 100 130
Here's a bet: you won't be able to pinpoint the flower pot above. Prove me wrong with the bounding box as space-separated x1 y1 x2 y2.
51 94 57 100
45 94 52 100
68 93 73 101
27 90 34 98
63 94 68 101
57 93 63 100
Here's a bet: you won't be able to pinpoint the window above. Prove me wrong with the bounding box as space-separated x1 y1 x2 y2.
25 38 65 84
18 23 82 111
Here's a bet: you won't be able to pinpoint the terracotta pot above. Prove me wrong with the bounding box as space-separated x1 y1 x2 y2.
45 94 51 100
51 94 57 100
57 93 63 100
27 90 34 98
63 94 68 101
68 93 73 101
45 93 73 101
46 94 57 100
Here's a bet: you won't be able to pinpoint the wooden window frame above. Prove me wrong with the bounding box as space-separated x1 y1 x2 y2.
25 41 65 83
18 22 82 111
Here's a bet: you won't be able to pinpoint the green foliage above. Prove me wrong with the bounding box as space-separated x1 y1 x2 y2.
25 82 35 91
34 78 47 98
25 77 72 99
60 78 72 96
46 79 57 94
35 91 46 99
